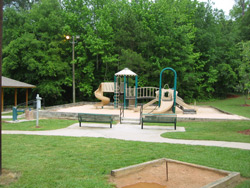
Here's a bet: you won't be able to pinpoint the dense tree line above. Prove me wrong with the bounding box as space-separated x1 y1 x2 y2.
2 0 250 105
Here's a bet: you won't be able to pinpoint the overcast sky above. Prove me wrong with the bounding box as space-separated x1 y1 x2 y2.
198 0 235 15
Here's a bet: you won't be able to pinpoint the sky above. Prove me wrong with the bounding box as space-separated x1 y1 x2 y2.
198 0 235 15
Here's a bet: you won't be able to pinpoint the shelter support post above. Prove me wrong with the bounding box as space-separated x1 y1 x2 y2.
1 88 3 112
26 89 28 107
14 88 17 106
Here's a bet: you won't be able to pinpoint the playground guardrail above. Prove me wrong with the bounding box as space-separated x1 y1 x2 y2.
126 87 158 99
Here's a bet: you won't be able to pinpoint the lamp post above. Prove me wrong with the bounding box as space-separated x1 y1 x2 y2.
66 35 80 103
0 0 3 176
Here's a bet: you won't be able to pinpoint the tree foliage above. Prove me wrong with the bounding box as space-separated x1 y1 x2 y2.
237 41 250 96
2 0 247 105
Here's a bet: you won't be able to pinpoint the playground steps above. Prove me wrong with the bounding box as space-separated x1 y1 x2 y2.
120 117 140 125
183 109 196 114
176 103 196 114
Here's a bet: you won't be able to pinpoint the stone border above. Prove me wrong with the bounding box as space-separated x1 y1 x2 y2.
31 102 249 122
37 110 120 121
44 101 101 111
177 117 249 122
111 158 240 188
34 109 248 122
44 102 146 111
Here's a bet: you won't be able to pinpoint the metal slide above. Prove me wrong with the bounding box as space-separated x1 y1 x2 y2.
94 83 110 107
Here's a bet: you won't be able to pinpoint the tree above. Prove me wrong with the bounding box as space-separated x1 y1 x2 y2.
3 0 70 105
240 7 250 40
4 0 39 10
0 0 3 176
237 41 250 104
230 0 250 18
2 0 246 105
193 1 239 99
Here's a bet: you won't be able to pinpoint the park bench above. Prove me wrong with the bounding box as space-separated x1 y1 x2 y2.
141 114 177 130
78 113 113 128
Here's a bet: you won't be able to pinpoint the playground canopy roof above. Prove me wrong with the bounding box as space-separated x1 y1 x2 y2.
2 76 36 88
115 68 137 76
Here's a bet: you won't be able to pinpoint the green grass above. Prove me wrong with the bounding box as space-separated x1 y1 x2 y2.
198 96 250 118
2 135 250 188
2 119 77 131
236 180 250 188
161 121 250 143
1 96 249 187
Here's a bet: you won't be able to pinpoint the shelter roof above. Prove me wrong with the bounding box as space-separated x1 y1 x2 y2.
2 76 36 88
115 68 137 76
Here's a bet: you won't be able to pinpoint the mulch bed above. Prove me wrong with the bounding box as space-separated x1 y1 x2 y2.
227 94 240 98
241 104 250 107
238 129 250 135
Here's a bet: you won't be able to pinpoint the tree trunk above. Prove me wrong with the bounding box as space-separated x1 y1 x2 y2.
241 0 245 16
96 54 99 70
0 0 3 176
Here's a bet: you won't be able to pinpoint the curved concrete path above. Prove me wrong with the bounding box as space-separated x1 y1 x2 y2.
3 123 250 150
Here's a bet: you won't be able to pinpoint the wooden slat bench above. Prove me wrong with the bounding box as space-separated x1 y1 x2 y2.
141 114 177 130
78 113 113 128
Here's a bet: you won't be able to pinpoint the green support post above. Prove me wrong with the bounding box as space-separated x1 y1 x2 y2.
114 76 117 108
135 75 138 108
124 75 126 108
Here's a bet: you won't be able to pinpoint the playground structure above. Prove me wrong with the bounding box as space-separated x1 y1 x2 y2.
94 67 196 114
94 82 113 107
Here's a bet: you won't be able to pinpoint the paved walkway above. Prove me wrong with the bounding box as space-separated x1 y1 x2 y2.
3 123 250 150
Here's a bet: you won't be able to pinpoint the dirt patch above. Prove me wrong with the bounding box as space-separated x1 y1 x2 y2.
241 104 250 107
227 94 240 98
109 162 226 188
0 169 20 186
238 129 250 135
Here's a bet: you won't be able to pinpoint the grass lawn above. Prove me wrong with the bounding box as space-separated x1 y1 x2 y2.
1 96 250 187
2 119 78 131
1 135 250 188
197 95 250 118
161 121 250 143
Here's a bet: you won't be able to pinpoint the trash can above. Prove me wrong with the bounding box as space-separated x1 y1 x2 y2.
25 109 34 120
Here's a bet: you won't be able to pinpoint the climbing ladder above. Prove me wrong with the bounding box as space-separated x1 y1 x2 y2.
114 82 119 108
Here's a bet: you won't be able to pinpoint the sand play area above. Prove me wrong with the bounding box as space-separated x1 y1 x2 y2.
109 158 240 188
55 104 248 121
